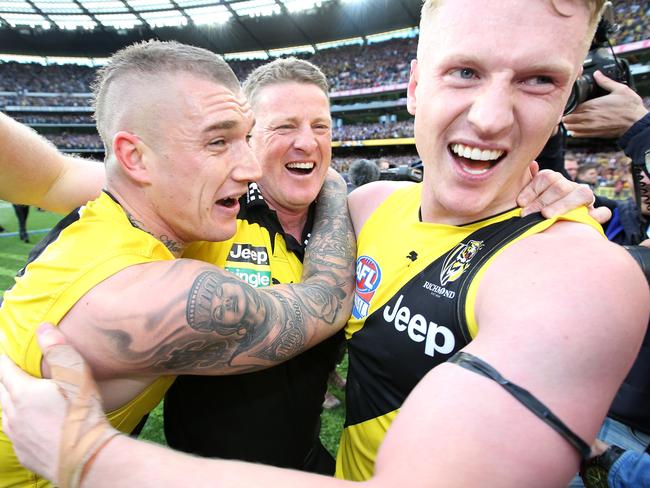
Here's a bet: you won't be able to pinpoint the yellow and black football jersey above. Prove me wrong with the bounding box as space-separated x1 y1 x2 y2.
0 191 175 488
337 183 602 481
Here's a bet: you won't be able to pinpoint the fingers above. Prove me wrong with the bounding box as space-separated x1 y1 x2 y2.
37 322 67 350
538 183 594 219
37 323 90 400
519 171 596 218
0 357 17 430
528 160 539 178
587 205 612 225
592 70 617 92
517 169 562 211
0 353 35 398
0 354 35 438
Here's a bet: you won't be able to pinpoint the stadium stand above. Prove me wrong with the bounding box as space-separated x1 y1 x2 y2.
0 0 646 188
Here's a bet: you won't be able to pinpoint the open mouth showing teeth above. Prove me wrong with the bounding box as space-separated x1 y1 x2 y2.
217 197 237 208
286 161 315 175
450 143 505 175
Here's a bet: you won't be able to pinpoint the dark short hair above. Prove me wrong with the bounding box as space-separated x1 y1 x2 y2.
349 159 381 187
577 162 599 176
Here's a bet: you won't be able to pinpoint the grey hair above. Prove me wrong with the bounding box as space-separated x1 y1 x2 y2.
242 57 329 108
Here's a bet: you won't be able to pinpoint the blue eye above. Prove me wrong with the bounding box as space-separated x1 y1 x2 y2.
460 68 475 79
525 75 554 85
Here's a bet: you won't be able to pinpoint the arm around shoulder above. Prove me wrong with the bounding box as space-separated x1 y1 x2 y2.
0 112 105 213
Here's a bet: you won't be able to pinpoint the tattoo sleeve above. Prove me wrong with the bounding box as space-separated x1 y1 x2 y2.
92 172 355 376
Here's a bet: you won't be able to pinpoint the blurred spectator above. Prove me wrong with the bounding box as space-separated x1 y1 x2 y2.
377 159 391 171
347 159 380 192
565 157 579 181
577 162 601 188
13 204 29 243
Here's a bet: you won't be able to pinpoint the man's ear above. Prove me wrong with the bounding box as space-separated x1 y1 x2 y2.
407 59 419 116
112 131 151 184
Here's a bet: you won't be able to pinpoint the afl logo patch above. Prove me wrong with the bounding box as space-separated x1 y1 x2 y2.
352 255 382 319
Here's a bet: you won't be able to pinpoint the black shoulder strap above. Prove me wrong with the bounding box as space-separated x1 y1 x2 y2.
449 351 592 460
455 211 546 341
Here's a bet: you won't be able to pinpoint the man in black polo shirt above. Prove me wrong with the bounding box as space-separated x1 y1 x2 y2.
164 58 344 474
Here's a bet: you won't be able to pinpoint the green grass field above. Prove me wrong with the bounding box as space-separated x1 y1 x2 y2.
0 202 346 455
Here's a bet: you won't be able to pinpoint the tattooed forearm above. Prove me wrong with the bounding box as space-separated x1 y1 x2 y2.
185 271 310 366
301 173 356 320
87 173 355 376
251 288 307 362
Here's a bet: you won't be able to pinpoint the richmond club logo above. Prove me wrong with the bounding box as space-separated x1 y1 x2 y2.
439 240 484 286
352 255 382 319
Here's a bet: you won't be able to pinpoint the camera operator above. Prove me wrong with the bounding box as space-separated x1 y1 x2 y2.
564 71 650 488
564 70 649 245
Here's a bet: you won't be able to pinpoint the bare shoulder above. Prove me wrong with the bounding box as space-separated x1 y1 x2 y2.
473 219 648 439
347 181 413 237
476 219 648 350
372 222 649 488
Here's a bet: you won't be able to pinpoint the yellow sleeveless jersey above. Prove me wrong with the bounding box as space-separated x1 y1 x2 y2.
0 192 175 488
336 183 603 481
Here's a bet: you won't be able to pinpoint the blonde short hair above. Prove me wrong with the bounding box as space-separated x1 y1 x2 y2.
419 0 605 57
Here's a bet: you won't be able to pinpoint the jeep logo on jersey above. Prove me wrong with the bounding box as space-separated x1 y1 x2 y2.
352 255 382 319
228 243 269 266
439 239 484 286
383 294 456 357
226 267 271 288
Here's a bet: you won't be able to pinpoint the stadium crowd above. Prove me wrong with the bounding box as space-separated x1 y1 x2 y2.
332 120 413 141
0 0 645 195
0 0 646 99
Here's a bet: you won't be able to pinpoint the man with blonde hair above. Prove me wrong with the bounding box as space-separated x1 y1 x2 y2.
2 2 648 486
0 47 596 482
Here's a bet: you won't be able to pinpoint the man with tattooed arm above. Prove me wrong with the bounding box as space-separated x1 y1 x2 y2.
0 40 357 487
0 49 599 482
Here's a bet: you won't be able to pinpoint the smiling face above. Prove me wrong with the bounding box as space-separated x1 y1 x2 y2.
141 73 261 244
249 81 332 214
408 0 592 224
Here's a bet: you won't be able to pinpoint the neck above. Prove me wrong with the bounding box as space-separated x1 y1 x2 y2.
419 176 526 226
107 185 186 257
274 207 309 242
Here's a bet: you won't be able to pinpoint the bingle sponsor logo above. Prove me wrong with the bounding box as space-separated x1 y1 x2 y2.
382 294 455 357
423 281 455 299
228 244 270 266
226 267 271 288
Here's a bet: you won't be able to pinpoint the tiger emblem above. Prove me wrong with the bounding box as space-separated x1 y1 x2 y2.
439 240 484 286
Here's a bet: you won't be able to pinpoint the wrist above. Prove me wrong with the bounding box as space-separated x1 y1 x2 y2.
580 444 626 488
